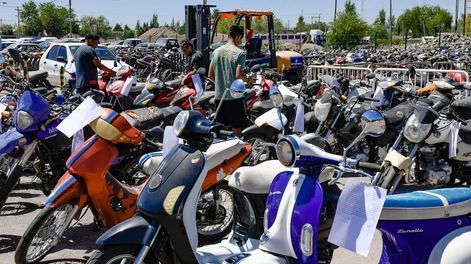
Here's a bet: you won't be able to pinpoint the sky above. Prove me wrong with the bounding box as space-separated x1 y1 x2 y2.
0 0 463 29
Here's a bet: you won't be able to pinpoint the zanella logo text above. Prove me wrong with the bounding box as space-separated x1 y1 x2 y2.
397 228 424 234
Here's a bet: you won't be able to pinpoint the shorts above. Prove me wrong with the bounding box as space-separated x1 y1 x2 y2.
215 98 247 129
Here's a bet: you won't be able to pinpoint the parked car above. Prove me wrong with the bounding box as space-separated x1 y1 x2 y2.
135 42 160 50
108 40 125 49
155 38 179 50
122 38 142 47
1 43 41 53
39 42 129 87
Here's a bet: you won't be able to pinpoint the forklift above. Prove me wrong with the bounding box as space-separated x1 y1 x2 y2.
185 6 304 84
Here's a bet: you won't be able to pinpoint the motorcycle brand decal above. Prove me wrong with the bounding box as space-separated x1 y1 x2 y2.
191 157 200 164
397 228 424 234
268 191 282 196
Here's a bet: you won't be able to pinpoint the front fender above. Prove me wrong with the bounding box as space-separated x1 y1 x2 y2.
96 215 159 246
428 226 471 264
0 128 24 155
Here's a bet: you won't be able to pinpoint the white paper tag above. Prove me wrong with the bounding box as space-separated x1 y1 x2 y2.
191 73 204 103
71 128 84 153
293 98 305 133
449 121 461 158
371 85 384 107
120 76 136 96
328 179 386 257
0 103 7 113
162 126 180 158
57 97 104 138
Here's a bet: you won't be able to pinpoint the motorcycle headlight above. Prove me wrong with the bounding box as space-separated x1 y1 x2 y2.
173 111 190 137
404 114 432 143
276 137 300 167
314 101 331 122
16 110 34 130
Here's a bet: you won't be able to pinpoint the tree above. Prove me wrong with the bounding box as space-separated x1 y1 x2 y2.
375 9 386 26
20 0 78 36
1 24 16 35
150 14 159 28
370 9 388 40
396 6 452 37
274 17 285 34
80 16 112 38
123 25 135 38
294 16 307 32
135 20 142 36
326 0 369 49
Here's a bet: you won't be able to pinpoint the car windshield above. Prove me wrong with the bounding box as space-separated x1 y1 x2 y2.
155 39 167 47
70 45 116 60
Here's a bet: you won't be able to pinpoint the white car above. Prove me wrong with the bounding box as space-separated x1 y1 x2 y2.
40 42 129 87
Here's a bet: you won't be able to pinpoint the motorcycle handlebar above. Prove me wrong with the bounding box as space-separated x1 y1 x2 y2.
357 161 381 171
358 95 380 102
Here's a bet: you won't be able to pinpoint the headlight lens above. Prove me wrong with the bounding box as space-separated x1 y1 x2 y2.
314 101 331 122
16 110 34 130
173 111 189 137
276 139 295 166
404 114 432 143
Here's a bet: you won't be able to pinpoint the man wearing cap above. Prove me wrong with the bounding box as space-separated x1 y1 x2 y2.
74 34 116 95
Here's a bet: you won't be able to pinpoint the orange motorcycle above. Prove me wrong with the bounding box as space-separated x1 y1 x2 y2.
15 108 251 263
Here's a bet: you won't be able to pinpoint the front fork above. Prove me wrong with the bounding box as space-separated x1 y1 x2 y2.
134 226 161 264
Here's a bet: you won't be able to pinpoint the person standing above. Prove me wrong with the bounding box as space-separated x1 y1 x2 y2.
180 39 205 71
74 34 116 95
209 25 251 137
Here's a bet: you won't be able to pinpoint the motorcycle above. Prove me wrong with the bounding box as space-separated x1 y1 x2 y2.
14 106 163 264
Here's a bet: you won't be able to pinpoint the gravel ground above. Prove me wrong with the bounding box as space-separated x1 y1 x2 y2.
0 176 382 264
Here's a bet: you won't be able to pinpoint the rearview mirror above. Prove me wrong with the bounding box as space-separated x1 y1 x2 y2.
269 86 283 108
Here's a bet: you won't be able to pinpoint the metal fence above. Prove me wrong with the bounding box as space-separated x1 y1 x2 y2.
306 65 373 81
433 61 471 73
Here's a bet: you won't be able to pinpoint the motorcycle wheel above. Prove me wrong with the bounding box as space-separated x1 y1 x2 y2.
87 245 166 264
243 134 273 166
197 184 235 243
379 165 397 193
15 203 76 264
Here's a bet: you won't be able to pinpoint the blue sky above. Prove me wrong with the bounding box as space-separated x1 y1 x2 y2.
0 0 462 28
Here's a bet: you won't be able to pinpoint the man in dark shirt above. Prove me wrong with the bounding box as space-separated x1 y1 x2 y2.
180 40 204 71
74 34 116 95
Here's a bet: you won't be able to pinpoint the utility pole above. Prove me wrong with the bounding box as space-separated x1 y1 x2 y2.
456 0 459 33
465 0 468 35
389 0 393 45
15 6 20 35
334 0 338 24
68 0 72 36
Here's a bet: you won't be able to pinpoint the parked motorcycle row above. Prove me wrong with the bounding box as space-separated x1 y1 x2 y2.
3 38 471 264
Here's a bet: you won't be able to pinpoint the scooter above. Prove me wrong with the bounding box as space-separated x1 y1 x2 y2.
14 107 163 264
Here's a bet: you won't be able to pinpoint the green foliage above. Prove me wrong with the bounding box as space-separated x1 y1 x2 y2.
370 9 388 40
396 6 453 37
1 24 16 35
375 9 386 26
20 0 79 36
150 14 159 28
79 16 112 38
123 25 135 39
327 0 368 49
294 16 307 32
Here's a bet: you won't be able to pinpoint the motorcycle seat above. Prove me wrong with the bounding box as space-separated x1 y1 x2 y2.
121 106 165 130
244 88 256 99
459 121 471 144
136 59 153 69
28 70 48 83
164 79 181 89
159 106 182 122
140 139 246 176
381 187 471 220
451 97 471 120
198 91 215 108
252 100 274 113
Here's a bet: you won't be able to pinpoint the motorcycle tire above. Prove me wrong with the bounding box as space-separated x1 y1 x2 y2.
87 245 167 264
379 165 397 193
15 203 77 264
0 158 22 209
243 134 274 166
197 184 235 244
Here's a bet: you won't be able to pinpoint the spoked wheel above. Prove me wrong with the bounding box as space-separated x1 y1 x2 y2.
197 185 235 243
15 203 77 264
244 134 273 166
87 245 167 264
